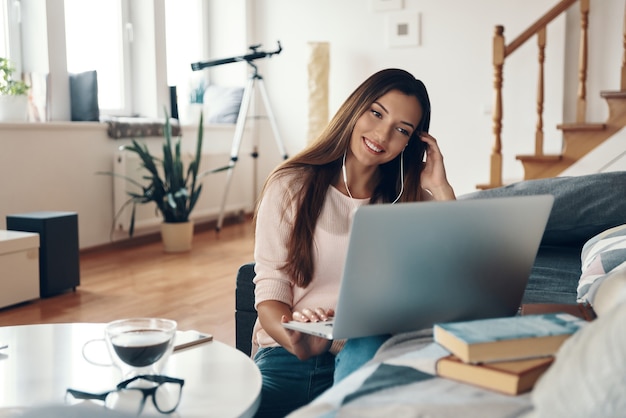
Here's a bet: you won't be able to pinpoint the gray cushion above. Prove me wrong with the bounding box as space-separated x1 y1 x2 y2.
460 172 626 246
522 245 581 304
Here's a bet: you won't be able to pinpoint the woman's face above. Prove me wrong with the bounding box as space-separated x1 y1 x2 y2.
349 89 422 169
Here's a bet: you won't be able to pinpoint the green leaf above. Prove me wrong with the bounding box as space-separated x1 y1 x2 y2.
98 105 222 237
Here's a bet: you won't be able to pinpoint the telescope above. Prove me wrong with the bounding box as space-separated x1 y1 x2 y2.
191 41 282 71
189 40 288 232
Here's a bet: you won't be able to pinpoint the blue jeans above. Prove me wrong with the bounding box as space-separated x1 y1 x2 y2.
253 335 390 417
254 347 335 418
334 335 390 383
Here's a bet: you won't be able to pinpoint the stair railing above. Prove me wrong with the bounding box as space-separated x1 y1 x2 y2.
484 0 587 188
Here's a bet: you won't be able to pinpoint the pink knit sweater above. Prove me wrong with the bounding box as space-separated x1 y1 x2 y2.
252 174 369 355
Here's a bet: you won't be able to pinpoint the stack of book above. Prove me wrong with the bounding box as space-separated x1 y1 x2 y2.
433 311 587 395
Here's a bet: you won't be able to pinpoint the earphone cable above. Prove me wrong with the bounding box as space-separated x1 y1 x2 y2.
342 149 404 205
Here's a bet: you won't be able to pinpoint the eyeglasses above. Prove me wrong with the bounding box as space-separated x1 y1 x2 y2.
66 374 185 415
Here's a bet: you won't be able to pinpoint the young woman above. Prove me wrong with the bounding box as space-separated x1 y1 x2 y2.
251 68 456 417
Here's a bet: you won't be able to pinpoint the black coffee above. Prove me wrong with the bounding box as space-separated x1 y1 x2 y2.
111 329 171 367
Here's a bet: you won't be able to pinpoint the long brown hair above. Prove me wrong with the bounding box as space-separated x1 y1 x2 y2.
256 68 432 287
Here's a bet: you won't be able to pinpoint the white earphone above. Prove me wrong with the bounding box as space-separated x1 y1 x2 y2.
392 151 404 204
342 150 404 204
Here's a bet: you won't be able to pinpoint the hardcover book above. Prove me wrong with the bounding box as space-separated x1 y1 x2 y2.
436 354 554 395
433 313 585 363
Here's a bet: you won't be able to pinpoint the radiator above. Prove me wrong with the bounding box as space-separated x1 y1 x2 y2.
112 150 255 233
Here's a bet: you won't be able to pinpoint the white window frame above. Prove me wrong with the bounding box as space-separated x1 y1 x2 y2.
2 0 24 72
4 0 237 122
64 0 132 116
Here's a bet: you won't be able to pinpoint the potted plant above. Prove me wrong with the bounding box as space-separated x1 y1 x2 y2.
0 57 29 121
108 108 207 252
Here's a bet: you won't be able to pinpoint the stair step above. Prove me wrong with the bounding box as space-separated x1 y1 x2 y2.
475 179 523 190
515 154 562 163
556 122 606 132
475 183 500 190
477 88 625 190
600 90 626 99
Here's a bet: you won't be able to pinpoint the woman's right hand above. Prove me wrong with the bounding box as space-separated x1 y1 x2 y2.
257 301 334 360
281 314 333 360
418 132 456 201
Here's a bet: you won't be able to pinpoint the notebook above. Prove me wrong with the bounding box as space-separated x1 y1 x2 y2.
282 195 554 340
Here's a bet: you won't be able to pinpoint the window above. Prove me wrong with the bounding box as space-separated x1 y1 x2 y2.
1 0 22 68
64 0 128 114
165 0 204 89
165 0 206 121
3 1 223 121
63 0 206 118
0 0 8 58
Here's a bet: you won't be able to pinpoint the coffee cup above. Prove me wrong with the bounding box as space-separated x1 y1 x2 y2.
84 318 177 378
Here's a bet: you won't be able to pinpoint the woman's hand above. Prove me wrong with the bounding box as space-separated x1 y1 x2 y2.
281 314 333 360
283 307 335 360
419 133 456 201
257 301 333 360
292 307 335 323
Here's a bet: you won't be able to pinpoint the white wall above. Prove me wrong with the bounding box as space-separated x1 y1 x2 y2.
0 123 255 249
250 0 626 193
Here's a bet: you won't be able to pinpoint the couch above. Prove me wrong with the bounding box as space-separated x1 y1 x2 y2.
235 171 626 416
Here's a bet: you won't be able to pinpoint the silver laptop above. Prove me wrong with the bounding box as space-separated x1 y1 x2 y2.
282 195 554 340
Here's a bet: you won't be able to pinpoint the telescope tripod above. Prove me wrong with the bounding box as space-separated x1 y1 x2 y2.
215 64 288 232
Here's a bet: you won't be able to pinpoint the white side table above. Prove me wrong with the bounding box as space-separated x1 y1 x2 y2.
0 230 39 308
0 323 261 417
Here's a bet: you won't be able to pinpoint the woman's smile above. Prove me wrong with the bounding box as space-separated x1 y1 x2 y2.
363 137 384 154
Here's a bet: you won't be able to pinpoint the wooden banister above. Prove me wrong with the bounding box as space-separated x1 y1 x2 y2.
483 0 591 189
536 27 546 156
577 0 590 123
621 1 626 90
490 26 505 187
505 0 577 57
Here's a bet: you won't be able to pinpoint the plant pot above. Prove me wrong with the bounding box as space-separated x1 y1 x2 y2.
160 221 194 253
0 95 28 122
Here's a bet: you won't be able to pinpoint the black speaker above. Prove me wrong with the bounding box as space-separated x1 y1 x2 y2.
6 211 80 297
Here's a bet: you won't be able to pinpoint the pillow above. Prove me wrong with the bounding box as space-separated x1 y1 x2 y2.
527 302 626 418
460 172 626 246
203 85 244 124
577 224 626 305
592 268 626 317
69 70 99 122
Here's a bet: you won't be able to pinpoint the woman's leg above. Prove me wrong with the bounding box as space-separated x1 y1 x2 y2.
334 334 390 383
254 346 335 418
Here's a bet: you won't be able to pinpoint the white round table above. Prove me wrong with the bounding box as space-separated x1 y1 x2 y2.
0 323 261 417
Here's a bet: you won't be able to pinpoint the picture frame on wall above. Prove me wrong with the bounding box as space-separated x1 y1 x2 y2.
387 12 421 48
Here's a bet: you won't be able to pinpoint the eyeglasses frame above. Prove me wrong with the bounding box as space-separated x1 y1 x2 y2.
66 374 185 415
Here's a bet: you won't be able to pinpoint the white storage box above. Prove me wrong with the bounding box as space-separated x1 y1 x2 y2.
0 230 40 308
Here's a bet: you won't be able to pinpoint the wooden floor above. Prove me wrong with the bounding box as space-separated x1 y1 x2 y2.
0 219 255 348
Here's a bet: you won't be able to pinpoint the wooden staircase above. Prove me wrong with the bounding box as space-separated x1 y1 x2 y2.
478 0 626 189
